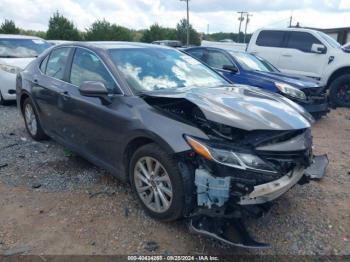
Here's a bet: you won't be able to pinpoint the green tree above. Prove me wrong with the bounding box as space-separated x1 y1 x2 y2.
0 19 20 34
176 19 200 46
46 11 81 40
85 19 132 41
141 23 176 43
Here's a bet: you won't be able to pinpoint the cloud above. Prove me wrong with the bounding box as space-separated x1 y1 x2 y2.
0 0 349 33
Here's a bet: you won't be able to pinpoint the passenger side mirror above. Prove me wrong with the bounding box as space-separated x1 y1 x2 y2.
79 81 111 105
311 44 327 54
223 64 238 73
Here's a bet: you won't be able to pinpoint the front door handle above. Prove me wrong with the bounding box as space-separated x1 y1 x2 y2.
59 91 70 97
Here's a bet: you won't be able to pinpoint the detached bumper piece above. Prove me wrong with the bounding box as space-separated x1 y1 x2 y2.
189 216 269 249
298 87 330 118
304 154 329 180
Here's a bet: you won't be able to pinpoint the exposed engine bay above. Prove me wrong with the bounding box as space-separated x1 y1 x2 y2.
143 94 328 248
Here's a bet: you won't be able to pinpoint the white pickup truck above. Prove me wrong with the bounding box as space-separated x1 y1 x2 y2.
247 28 350 107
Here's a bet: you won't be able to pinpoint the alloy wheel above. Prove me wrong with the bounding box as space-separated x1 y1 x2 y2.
24 103 38 136
134 156 173 213
337 84 350 104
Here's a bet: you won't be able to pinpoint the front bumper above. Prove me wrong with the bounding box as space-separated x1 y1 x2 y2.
0 71 17 101
288 87 330 117
238 167 304 205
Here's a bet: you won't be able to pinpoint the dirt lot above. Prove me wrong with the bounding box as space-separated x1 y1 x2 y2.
0 103 349 256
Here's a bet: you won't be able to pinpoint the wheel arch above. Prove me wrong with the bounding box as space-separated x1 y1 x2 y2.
327 66 350 87
19 91 31 115
122 134 176 181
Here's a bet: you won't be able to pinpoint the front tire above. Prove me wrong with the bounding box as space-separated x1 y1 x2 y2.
329 74 350 107
129 143 185 221
23 98 48 140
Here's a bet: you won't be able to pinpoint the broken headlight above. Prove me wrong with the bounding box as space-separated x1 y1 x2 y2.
185 136 277 173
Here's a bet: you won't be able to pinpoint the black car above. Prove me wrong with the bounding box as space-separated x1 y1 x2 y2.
16 42 327 248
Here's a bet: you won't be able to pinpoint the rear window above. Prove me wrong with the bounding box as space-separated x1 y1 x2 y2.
256 30 285 48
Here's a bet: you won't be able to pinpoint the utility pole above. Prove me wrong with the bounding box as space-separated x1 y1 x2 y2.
180 0 190 46
243 13 252 43
289 11 293 27
237 11 247 43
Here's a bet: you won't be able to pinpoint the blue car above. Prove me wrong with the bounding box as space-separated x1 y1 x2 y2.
184 47 329 119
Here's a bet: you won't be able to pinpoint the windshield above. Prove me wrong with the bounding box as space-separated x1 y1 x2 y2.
0 38 51 58
230 51 278 72
316 31 341 49
109 48 228 93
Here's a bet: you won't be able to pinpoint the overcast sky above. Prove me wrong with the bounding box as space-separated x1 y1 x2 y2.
1 0 350 33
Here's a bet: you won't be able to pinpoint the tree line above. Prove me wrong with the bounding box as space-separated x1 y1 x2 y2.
0 12 251 45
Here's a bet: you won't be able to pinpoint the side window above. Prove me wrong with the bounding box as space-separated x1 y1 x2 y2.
187 49 206 62
287 32 322 53
46 48 71 80
39 55 49 73
70 48 116 92
256 30 285 48
206 50 232 69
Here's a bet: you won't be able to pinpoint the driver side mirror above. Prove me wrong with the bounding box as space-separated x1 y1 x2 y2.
223 64 238 73
79 81 111 105
311 44 327 54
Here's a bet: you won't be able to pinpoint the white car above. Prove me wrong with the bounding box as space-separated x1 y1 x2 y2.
247 28 350 107
0 34 51 105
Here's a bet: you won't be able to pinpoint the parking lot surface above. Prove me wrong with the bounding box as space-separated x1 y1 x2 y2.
0 103 349 255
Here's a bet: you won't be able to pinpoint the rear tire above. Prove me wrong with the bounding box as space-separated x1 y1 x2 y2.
329 74 350 107
23 98 48 141
129 143 185 221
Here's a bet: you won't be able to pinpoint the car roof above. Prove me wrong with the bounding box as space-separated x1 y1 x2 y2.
58 41 173 51
256 27 321 34
185 46 246 54
0 34 44 39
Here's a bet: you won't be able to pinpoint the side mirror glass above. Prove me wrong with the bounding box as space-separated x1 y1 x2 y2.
79 81 111 105
223 64 238 73
311 44 327 54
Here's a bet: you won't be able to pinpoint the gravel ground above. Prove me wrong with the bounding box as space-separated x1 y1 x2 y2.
0 103 349 255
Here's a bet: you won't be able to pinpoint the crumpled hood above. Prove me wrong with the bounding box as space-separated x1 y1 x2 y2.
144 85 313 131
0 57 35 69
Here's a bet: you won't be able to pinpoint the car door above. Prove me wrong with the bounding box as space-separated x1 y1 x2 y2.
32 47 73 137
277 31 328 79
60 47 124 168
249 30 285 67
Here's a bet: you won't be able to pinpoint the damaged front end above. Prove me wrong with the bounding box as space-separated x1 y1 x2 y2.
142 86 328 248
